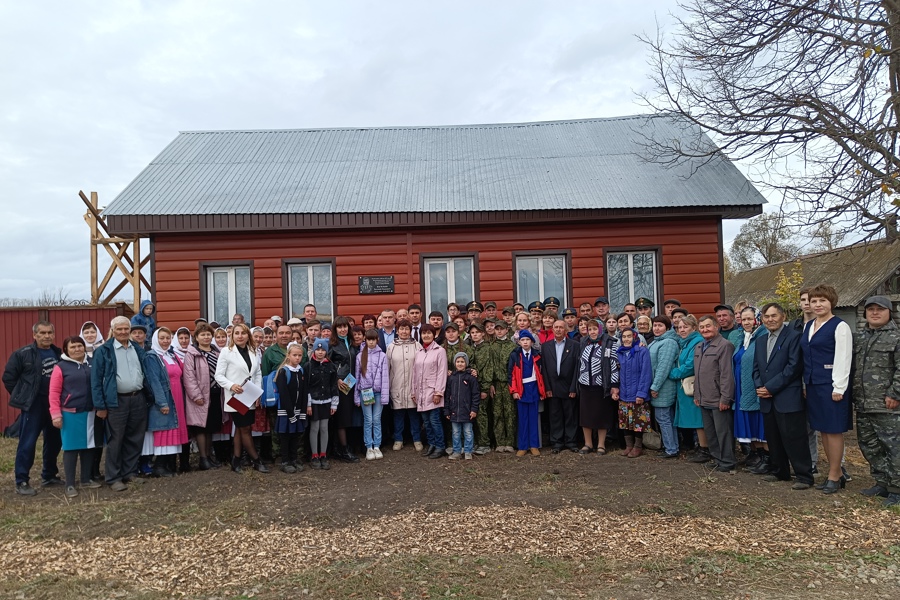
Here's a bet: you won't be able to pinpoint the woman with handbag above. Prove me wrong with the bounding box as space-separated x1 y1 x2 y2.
668 314 708 461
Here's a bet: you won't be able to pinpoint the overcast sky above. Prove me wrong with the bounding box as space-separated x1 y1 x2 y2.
0 0 752 301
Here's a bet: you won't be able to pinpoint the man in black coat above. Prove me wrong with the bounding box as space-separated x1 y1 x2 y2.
2 321 63 495
541 319 580 452
753 302 814 490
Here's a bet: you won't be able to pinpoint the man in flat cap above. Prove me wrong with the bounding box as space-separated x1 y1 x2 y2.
593 297 611 322
663 299 681 317
854 295 900 506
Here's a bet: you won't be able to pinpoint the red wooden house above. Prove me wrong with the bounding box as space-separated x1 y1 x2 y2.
103 115 764 326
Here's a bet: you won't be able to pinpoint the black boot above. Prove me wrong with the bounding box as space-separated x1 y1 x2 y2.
198 456 213 471
343 445 360 463
152 456 175 478
252 458 270 473
231 456 242 473
747 453 772 474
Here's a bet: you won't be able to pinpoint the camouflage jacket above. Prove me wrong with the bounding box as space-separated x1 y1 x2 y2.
442 341 472 372
468 341 494 392
491 337 517 382
854 320 900 413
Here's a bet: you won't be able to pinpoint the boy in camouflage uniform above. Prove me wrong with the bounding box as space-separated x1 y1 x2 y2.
468 322 494 454
491 319 518 452
854 296 900 507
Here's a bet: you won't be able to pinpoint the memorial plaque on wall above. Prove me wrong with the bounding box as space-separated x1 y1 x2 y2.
358 276 395 295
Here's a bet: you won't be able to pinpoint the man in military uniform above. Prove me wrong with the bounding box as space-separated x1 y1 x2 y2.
528 301 545 320
483 301 498 321
561 307 579 336
468 321 495 454
854 295 900 506
491 320 518 452
501 306 516 328
466 301 484 325
635 297 654 318
543 297 561 312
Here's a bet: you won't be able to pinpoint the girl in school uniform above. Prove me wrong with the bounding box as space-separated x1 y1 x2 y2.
307 338 339 470
273 342 308 473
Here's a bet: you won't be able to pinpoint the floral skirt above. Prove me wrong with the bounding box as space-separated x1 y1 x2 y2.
618 400 651 432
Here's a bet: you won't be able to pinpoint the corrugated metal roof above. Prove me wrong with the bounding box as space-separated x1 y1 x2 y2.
104 114 766 216
725 240 900 308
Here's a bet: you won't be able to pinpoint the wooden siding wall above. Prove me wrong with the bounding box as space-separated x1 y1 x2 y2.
0 306 130 432
151 218 723 327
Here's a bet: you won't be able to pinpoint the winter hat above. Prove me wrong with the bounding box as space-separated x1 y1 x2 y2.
312 338 329 353
453 352 469 368
518 329 536 343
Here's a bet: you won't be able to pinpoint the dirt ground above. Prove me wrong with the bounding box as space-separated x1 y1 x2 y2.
1 434 898 599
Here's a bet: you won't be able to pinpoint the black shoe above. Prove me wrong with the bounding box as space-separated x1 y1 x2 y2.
207 456 222 468
320 456 331 470
280 462 296 474
715 465 736 473
747 456 772 475
551 447 562 454
660 452 679 459
231 456 242 473
343 448 360 463
884 493 900 507
744 451 762 468
15 482 37 496
252 459 270 473
841 466 852 482
428 448 445 459
292 460 304 473
687 449 711 463
821 477 846 494
421 444 433 457
861 484 890 498
152 461 175 478
40 476 63 487
198 457 213 471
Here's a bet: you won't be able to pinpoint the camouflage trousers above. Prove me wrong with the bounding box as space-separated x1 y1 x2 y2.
475 394 493 448
857 411 900 493
492 386 516 448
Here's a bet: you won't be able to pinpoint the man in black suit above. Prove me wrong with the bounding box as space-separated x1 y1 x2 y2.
752 302 815 490
541 319 580 452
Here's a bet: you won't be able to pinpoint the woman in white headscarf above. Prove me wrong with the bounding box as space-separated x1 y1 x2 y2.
172 327 192 361
149 327 189 477
80 320 106 482
80 321 105 359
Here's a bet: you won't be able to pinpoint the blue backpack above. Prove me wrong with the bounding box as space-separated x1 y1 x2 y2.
262 368 295 408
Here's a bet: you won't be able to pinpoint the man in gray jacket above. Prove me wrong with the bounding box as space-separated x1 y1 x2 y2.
694 315 736 473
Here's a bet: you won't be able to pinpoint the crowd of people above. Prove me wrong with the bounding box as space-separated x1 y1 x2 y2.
3 287 899 507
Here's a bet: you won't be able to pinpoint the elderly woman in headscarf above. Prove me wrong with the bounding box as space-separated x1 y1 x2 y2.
80 320 106 481
733 306 769 472
148 327 188 477
80 321 104 360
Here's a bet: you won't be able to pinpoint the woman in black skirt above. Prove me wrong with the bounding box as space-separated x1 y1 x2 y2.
329 316 360 463
577 319 620 455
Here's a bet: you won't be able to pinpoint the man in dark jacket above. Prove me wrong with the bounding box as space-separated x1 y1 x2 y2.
694 315 736 473
753 302 814 490
541 319 580 452
91 316 167 491
2 321 63 495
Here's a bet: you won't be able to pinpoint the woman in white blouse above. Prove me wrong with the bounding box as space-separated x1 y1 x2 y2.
800 284 852 494
215 323 268 473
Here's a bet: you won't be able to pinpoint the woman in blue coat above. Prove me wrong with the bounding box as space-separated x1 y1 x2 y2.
669 315 708 460
648 316 681 458
617 328 652 457
733 307 768 468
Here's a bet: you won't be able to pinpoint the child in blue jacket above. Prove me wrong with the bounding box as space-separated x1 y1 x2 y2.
444 352 480 460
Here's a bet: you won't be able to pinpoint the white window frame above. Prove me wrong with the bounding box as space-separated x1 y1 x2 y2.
606 250 659 313
286 262 334 322
514 253 568 308
423 256 475 317
206 265 252 325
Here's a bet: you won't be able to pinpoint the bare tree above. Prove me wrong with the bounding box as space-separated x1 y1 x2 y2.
730 212 800 270
641 1 900 241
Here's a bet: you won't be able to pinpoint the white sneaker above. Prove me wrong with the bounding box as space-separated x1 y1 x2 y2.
373 447 383 459
448 452 461 460
393 441 403 451
464 453 473 460
413 441 424 452
365 448 376 461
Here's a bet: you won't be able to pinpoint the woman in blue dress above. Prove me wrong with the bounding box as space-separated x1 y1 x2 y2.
801 284 853 494
669 315 707 460
733 307 767 467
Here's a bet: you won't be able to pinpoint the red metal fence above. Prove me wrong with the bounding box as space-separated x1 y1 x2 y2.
0 304 132 432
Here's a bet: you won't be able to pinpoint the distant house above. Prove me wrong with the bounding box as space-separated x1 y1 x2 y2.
102 114 764 326
725 239 900 329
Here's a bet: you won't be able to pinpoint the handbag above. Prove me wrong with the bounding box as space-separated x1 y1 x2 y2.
682 375 695 397
642 426 662 451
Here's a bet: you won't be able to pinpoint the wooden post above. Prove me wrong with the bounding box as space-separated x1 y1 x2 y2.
133 236 141 314
88 192 99 304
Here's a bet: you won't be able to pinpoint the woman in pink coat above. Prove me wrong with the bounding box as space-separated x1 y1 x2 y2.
411 324 448 458
182 323 221 470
